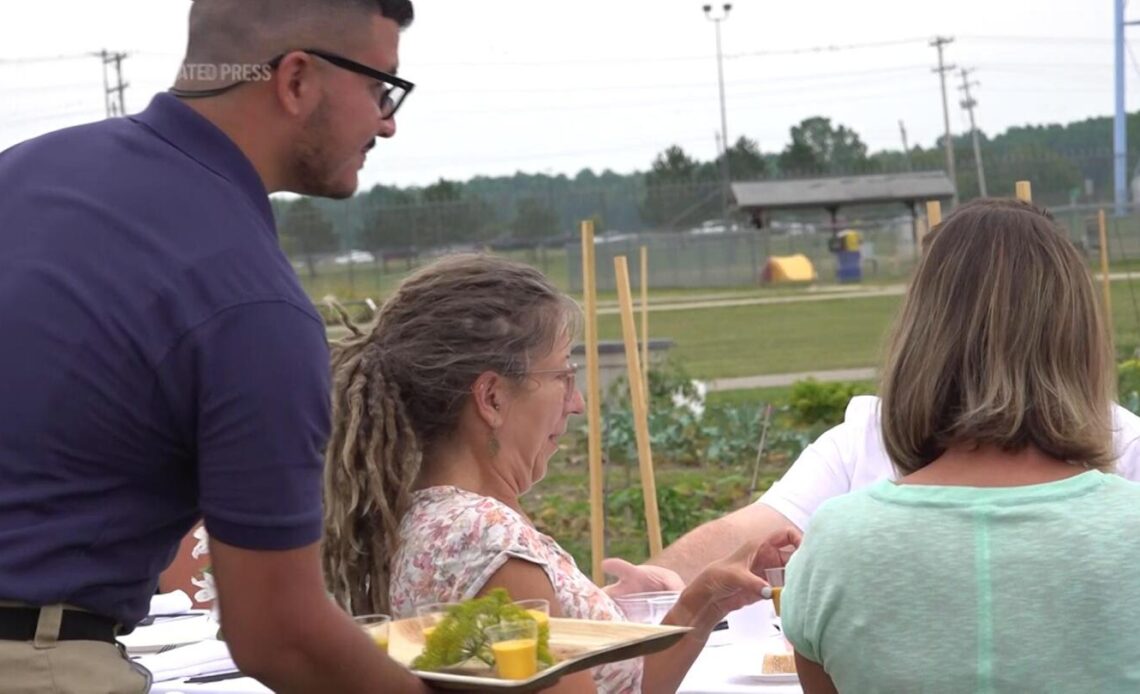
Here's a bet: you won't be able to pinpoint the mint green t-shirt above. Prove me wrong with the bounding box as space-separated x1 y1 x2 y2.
781 471 1140 693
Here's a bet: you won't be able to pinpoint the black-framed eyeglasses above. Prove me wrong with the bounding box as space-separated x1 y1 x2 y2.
522 363 582 403
170 48 414 121
269 48 414 120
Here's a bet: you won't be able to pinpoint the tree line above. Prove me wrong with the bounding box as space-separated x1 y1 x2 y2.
278 111 1140 275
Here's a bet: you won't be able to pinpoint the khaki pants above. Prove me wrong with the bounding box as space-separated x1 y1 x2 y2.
0 604 151 694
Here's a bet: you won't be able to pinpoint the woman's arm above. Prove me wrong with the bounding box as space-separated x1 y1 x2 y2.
638 580 719 693
795 652 838 694
478 559 597 694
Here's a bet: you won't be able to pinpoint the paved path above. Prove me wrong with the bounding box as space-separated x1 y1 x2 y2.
706 367 878 392
595 287 904 315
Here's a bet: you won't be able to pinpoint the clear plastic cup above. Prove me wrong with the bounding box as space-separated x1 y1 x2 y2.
613 591 680 624
352 614 391 652
764 567 786 616
415 601 461 640
485 620 539 680
513 598 551 629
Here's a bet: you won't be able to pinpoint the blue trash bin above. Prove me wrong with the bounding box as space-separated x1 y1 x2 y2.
836 250 862 283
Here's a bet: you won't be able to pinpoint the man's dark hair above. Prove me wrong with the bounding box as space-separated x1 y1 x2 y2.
180 0 414 72
371 0 414 28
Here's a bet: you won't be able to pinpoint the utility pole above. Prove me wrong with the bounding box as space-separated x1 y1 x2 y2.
96 50 129 117
898 120 913 171
958 68 987 197
931 36 958 207
99 50 113 118
112 52 128 116
703 3 733 225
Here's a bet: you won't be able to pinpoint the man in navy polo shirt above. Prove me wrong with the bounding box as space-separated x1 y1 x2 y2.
0 1 430 691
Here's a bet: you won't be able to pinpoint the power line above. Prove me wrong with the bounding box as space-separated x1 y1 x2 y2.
413 34 1117 68
959 34 1112 45
417 84 935 118
0 108 104 127
0 33 1117 70
3 82 106 95
728 37 928 57
438 65 932 95
0 53 94 65
1127 41 1140 79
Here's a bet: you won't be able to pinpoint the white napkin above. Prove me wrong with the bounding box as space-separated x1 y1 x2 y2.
120 614 219 655
135 639 236 682
149 590 194 616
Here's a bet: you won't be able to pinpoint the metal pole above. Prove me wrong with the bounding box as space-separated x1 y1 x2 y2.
704 4 733 225
1114 0 1128 217
714 19 729 153
931 36 958 207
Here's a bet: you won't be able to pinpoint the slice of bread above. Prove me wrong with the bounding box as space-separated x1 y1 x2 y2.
762 651 796 674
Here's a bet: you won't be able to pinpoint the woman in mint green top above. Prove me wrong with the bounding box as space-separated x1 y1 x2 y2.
781 198 1140 693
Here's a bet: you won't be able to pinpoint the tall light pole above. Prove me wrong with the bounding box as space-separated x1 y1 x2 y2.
1114 0 1132 217
704 3 732 225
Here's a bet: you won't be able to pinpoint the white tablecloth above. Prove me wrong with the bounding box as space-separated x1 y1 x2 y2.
677 642 802 694
146 602 801 693
677 601 802 694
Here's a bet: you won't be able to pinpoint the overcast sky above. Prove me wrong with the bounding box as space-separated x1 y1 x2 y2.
1 1 1134 189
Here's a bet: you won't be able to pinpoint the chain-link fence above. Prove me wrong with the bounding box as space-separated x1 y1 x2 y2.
271 148 1140 298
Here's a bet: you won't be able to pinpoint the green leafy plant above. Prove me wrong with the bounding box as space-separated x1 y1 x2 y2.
607 477 751 546
412 589 554 672
1119 360 1140 403
787 378 873 427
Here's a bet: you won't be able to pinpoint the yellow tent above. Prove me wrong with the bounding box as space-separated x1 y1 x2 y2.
762 254 816 283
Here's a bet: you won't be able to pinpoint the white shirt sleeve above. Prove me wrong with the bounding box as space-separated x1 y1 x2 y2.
758 400 1140 532
1111 403 1140 481
757 395 891 531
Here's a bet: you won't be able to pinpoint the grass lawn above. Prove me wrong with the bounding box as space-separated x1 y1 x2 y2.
596 295 902 379
313 250 1140 382
591 281 1140 380
326 280 1140 379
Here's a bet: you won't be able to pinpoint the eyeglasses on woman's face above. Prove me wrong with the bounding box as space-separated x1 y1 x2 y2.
521 363 582 404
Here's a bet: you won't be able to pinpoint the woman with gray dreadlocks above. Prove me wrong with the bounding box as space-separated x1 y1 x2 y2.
322 253 797 694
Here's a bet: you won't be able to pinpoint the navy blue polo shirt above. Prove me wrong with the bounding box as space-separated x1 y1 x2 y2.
0 94 330 628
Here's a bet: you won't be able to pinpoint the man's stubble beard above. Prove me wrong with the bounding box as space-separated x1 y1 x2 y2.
291 99 356 200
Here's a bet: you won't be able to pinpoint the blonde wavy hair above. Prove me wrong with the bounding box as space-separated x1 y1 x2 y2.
880 198 1115 473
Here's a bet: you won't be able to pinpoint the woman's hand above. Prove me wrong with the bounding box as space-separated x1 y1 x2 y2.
667 526 802 635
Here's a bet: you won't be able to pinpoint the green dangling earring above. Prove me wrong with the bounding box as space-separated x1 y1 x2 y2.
489 432 500 457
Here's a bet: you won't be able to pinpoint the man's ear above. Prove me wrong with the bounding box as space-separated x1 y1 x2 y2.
271 51 320 117
471 371 505 428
